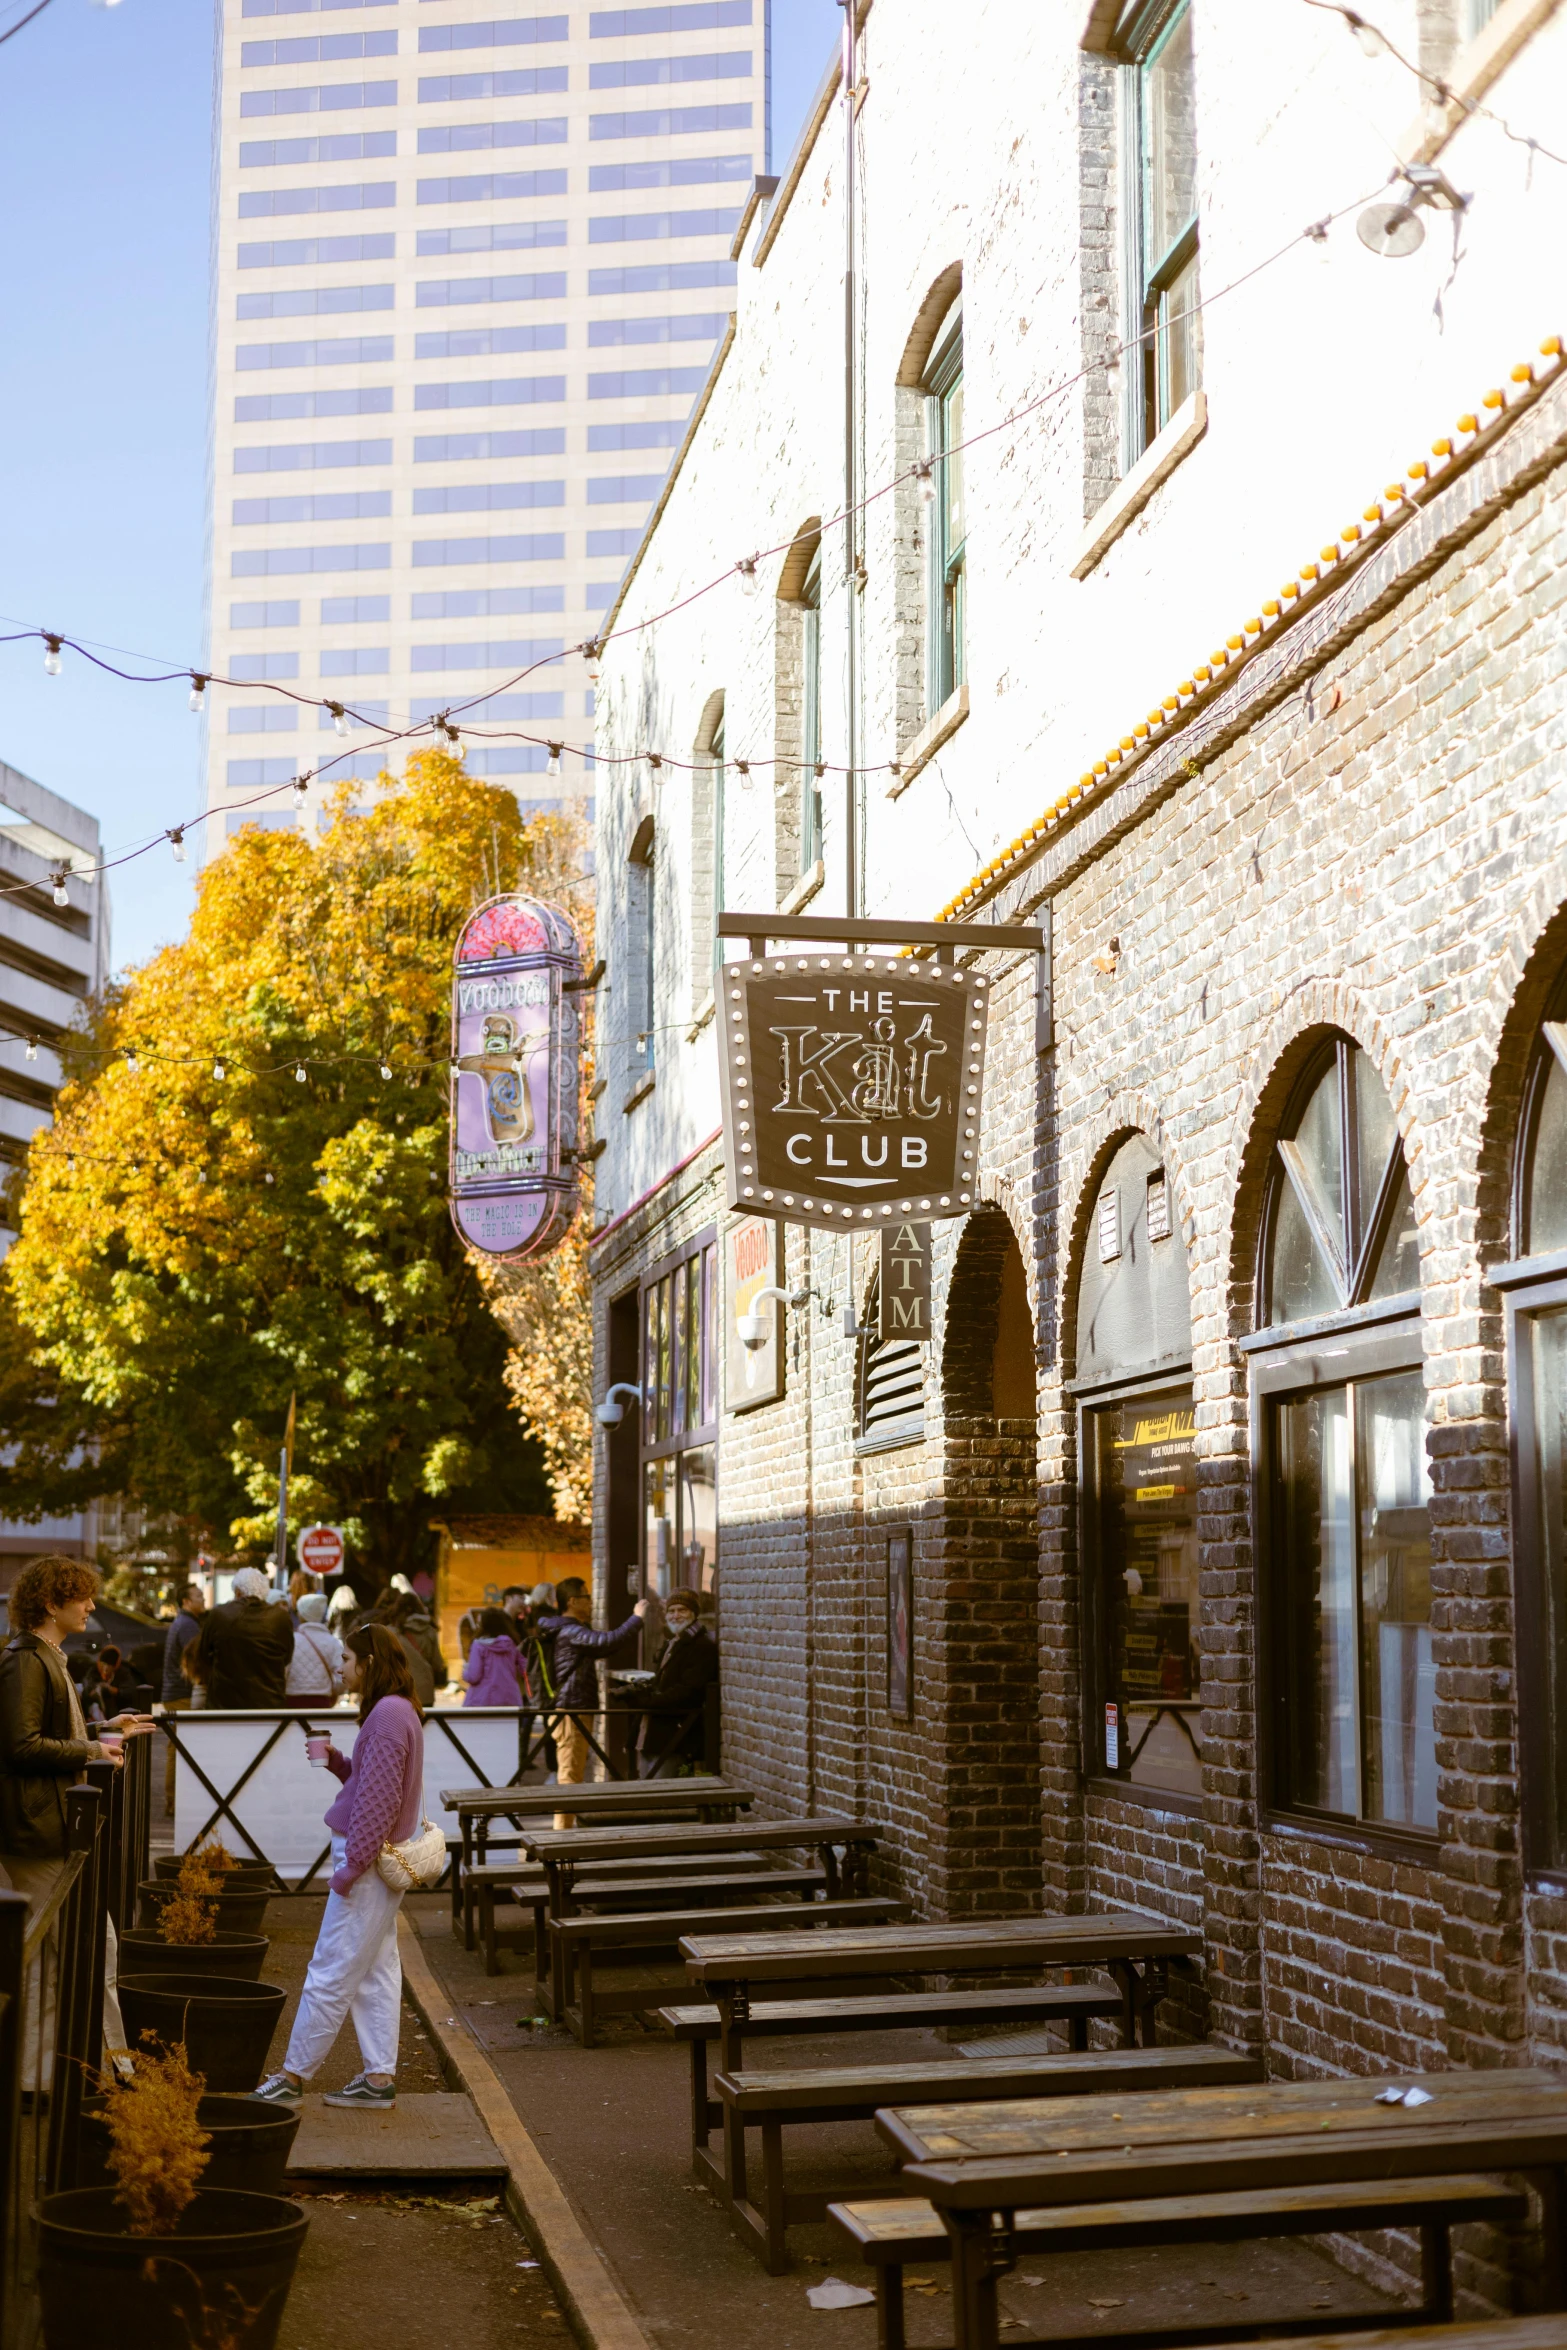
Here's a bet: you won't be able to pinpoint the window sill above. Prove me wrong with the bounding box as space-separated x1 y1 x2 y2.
621 1071 656 1114
1398 0 1561 164
1260 1810 1441 1868
854 1417 927 1457
1236 1290 1420 1356
686 991 716 1043
890 682 969 797
1070 387 1207 581
1085 1775 1206 1823
779 857 825 914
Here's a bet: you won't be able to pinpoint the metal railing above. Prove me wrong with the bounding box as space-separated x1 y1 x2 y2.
0 1733 153 2346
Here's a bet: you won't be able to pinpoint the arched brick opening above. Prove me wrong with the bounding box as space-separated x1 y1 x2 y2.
922 1205 1043 1920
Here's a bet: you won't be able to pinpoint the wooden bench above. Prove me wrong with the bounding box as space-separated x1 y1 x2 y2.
550 1894 909 2046
462 1851 787 1971
829 2177 1530 2350
658 1984 1126 2177
511 1868 829 1986
716 2043 1261 2273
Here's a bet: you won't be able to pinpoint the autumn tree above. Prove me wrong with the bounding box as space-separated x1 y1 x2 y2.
2 753 592 1587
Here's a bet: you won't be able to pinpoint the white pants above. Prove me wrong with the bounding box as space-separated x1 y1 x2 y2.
283 1838 403 2081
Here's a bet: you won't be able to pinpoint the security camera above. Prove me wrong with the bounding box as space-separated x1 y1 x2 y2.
595 1383 644 1426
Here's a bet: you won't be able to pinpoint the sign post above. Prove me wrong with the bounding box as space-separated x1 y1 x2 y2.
449 893 584 1263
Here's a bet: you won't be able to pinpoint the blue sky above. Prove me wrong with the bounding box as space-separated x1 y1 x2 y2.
0 0 842 971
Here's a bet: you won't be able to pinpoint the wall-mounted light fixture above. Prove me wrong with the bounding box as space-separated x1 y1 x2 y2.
595 1382 644 1426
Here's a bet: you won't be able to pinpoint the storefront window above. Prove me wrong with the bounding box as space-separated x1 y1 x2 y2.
640 1237 718 1596
1087 1384 1200 1794
1257 1035 1431 1835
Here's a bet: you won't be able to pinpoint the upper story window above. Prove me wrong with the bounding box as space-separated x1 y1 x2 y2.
1501 988 1567 1876
1122 0 1200 455
925 306 965 712
1252 1039 1432 1839
641 1236 719 1595
800 544 822 870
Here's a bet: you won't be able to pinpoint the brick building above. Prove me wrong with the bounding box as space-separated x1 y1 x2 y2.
587 0 1567 2142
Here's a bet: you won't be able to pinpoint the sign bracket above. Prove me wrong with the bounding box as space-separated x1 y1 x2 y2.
719 912 1045 958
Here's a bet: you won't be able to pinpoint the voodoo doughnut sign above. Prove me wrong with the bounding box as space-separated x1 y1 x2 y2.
449 892 583 1261
717 949 990 1234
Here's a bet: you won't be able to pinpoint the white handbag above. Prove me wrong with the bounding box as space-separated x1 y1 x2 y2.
375 1816 446 1892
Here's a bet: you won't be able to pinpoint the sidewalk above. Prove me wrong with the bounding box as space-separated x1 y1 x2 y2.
402 1898 1399 2350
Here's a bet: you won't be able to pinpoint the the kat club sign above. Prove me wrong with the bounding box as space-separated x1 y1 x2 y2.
450 892 583 1261
718 950 990 1233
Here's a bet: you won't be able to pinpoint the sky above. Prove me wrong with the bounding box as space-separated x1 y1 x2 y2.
0 0 843 973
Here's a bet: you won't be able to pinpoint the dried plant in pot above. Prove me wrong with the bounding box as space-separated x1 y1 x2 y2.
37 2037 308 2350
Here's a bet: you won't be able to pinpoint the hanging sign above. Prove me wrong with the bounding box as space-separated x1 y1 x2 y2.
878 1221 932 1342
718 951 989 1235
449 892 583 1261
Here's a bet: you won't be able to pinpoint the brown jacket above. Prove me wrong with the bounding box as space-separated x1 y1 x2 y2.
0 1633 103 1862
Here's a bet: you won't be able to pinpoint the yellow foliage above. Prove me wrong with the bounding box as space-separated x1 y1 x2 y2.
479 1206 595 1522
158 1889 219 1947
101 2037 211 2236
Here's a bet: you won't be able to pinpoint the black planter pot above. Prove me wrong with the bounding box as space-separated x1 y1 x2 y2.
79 2093 301 2195
137 1879 271 1937
37 2187 307 2350
118 1929 269 1982
118 1975 288 2092
154 1854 279 1892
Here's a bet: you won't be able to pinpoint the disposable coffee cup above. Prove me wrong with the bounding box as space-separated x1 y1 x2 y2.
305 1733 331 1768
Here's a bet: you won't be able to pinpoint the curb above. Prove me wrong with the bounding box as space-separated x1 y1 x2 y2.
397 1914 653 2350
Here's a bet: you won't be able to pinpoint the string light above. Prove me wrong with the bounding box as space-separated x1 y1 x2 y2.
49 870 69 907
736 557 760 597
213 1059 226 1080
294 1065 307 1084
915 461 937 508
188 675 206 716
327 702 350 740
168 828 186 863
42 636 61 677
124 1047 138 1074
380 1062 393 1080
545 744 562 782
25 1039 37 1062
584 641 602 688
291 776 309 807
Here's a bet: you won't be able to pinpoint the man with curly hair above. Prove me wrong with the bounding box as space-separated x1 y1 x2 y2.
0 1556 154 2077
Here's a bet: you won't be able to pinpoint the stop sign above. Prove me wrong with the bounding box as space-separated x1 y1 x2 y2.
298 1524 345 1577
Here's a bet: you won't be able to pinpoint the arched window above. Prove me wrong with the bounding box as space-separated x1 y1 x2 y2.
1501 998 1567 1874
1253 1038 1432 1837
1076 1132 1200 1802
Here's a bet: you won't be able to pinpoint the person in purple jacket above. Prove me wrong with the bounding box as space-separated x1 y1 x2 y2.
461 1608 524 1707
250 1623 425 2111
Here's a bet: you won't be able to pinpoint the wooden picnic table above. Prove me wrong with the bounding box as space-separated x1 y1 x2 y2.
521 1816 881 2024
441 1775 754 1878
884 2068 1567 2350
681 1910 1199 2078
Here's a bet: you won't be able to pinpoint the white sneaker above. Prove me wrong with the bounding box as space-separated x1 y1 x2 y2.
250 2073 302 2105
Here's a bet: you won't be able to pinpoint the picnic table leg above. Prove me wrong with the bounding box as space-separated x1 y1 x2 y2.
877 2263 906 2350
533 1896 550 2003
577 1938 596 2047
1531 2167 1567 2310
760 2116 789 2272
945 2210 1007 2350
482 1882 500 1978
1419 2220 1454 2323
1113 1961 1138 2046
688 2036 712 2161
547 1861 574 2021
821 1842 842 1899
723 2094 748 2214
718 1985 748 2081
452 1818 470 1937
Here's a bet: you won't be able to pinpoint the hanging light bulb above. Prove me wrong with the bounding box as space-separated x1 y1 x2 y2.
1345 8 1388 56
295 1064 307 1084
584 639 602 686
545 743 562 782
380 1062 393 1081
50 870 69 908
736 557 759 596
25 1039 37 1063
213 1059 226 1081
292 776 309 806
168 827 187 863
915 462 937 508
188 675 207 716
328 702 350 739
42 636 62 677
124 1046 139 1074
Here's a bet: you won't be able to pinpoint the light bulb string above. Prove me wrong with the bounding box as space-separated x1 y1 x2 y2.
2 168 1399 825
1301 0 1567 172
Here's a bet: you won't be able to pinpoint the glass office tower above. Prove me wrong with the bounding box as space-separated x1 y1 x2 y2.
204 0 769 844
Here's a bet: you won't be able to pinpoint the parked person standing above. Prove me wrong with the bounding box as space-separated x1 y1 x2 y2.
196 1566 294 1707
545 1588 647 1828
0 1557 155 2076
462 1610 523 1706
285 1593 344 1709
638 1588 720 1776
160 1578 206 1815
250 1624 426 2110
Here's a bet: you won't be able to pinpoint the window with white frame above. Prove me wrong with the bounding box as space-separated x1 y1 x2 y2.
799 544 823 871
1121 0 1200 458
924 306 965 713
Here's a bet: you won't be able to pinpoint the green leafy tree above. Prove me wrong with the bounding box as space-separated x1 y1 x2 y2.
2 754 590 1587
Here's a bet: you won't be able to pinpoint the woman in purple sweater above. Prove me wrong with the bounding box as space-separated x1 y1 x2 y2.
251 1623 425 2111
462 1608 523 1706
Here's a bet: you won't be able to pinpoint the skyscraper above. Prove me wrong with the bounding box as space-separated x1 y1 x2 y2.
203 0 769 846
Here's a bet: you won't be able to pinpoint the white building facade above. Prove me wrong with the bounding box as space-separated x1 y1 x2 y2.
590 0 1567 2166
202 0 771 846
